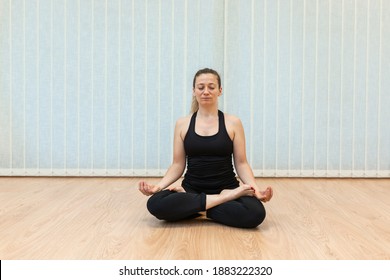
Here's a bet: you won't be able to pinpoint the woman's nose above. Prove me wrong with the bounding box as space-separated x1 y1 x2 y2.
203 87 210 94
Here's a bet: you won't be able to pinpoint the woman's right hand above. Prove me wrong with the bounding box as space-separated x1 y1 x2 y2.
138 181 161 196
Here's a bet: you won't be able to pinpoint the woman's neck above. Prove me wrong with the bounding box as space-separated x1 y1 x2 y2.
197 107 219 118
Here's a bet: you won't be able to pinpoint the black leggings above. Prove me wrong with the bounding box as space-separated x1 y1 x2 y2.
146 189 266 228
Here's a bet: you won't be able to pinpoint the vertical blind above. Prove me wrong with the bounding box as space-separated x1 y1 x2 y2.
1 0 389 177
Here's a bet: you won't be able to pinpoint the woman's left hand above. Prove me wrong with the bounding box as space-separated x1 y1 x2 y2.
253 186 273 202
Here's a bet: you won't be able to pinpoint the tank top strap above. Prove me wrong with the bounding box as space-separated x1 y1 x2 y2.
189 111 197 133
218 110 229 136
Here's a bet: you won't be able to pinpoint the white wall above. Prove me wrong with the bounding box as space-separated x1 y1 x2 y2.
1 0 389 177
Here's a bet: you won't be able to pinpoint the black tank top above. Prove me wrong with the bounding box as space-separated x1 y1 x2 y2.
182 110 239 194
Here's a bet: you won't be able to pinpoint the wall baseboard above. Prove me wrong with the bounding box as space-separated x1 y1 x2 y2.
1 168 389 178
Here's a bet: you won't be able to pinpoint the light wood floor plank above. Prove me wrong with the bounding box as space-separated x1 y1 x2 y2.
0 177 389 259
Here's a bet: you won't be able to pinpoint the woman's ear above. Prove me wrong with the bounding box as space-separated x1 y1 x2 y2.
218 87 223 96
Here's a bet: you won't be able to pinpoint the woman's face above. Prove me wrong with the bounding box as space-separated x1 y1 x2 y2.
193 73 222 106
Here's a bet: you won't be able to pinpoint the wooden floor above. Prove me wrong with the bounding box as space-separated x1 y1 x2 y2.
0 177 389 260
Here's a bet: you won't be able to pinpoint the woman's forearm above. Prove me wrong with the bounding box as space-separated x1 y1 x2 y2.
155 162 186 190
235 161 258 188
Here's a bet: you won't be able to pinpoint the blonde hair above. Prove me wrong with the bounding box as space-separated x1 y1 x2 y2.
190 96 199 113
191 68 221 113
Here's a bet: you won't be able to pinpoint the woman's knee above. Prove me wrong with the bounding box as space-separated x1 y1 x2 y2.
146 190 171 219
242 205 266 228
244 198 266 228
207 198 266 228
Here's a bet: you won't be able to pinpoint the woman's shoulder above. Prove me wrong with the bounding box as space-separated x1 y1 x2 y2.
175 114 193 139
175 114 193 131
223 112 242 126
176 114 192 125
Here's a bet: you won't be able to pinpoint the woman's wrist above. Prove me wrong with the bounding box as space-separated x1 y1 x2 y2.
156 184 165 192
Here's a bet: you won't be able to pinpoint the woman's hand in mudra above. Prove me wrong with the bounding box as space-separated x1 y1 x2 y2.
254 186 273 203
138 181 161 196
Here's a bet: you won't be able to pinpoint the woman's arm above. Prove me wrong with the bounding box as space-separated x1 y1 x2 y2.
230 116 273 202
139 118 187 195
230 116 257 186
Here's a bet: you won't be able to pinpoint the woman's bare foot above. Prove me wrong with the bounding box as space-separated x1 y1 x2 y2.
167 185 186 193
220 184 255 201
205 184 254 209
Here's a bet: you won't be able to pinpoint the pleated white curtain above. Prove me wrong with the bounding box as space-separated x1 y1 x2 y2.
223 0 390 177
1 0 389 177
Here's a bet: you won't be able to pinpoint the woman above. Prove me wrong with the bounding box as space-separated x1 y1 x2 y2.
139 68 273 228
